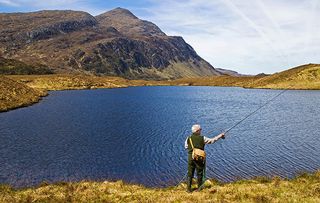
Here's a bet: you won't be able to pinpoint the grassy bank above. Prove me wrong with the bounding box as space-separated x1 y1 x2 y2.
0 75 47 112
1 171 319 203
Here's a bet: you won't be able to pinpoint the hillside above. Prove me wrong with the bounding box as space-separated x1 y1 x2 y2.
0 8 222 80
0 171 319 202
247 64 320 89
0 76 47 112
0 57 53 75
169 63 320 89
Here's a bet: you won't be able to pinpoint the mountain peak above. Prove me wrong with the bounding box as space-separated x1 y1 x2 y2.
96 7 166 38
98 7 138 19
113 7 132 12
0 9 221 79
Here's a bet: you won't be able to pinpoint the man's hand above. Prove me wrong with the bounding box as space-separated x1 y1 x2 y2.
221 132 225 139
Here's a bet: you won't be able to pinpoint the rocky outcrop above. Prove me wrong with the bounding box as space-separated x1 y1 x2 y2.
0 8 222 79
25 17 97 42
0 11 97 47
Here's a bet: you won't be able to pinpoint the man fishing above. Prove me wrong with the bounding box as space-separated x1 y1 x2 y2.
184 124 225 192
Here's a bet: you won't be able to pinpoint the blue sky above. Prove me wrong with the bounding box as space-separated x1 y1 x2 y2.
0 0 319 74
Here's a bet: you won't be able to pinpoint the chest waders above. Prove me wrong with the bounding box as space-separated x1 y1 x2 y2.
187 135 206 192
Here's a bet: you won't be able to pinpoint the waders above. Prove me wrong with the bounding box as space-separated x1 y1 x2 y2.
182 88 290 192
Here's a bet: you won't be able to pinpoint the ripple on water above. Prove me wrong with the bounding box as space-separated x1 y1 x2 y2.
0 87 320 187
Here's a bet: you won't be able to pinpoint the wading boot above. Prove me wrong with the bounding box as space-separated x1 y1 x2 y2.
197 176 203 191
186 177 192 193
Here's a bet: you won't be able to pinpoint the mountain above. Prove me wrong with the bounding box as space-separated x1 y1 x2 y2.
0 8 222 79
215 68 244 76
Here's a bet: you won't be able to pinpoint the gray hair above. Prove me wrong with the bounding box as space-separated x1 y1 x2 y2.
192 124 201 133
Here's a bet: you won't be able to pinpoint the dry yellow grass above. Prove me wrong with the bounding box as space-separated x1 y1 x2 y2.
8 74 131 90
246 64 320 90
1 171 319 203
0 75 47 112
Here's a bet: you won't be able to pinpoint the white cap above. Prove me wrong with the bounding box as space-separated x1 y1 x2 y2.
192 124 201 133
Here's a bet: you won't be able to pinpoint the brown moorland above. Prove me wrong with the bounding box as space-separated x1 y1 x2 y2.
0 75 47 112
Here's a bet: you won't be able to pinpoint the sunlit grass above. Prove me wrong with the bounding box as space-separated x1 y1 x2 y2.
1 170 319 203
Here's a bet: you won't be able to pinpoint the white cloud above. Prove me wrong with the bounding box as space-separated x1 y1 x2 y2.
144 0 320 74
0 0 19 6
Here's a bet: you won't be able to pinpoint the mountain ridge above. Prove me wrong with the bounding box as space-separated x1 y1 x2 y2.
0 8 222 79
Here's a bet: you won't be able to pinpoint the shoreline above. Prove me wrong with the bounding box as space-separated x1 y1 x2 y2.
3 169 318 190
1 74 320 113
1 171 319 202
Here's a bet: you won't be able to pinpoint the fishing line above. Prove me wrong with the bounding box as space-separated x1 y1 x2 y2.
203 88 289 184
176 0 295 189
207 88 289 136
176 88 290 188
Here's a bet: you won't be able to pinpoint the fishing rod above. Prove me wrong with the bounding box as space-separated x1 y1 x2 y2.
176 88 290 188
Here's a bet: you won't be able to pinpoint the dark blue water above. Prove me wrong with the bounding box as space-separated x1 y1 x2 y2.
0 86 320 188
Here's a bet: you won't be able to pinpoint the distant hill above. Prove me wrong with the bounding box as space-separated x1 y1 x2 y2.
247 64 320 89
215 68 244 76
0 8 223 79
